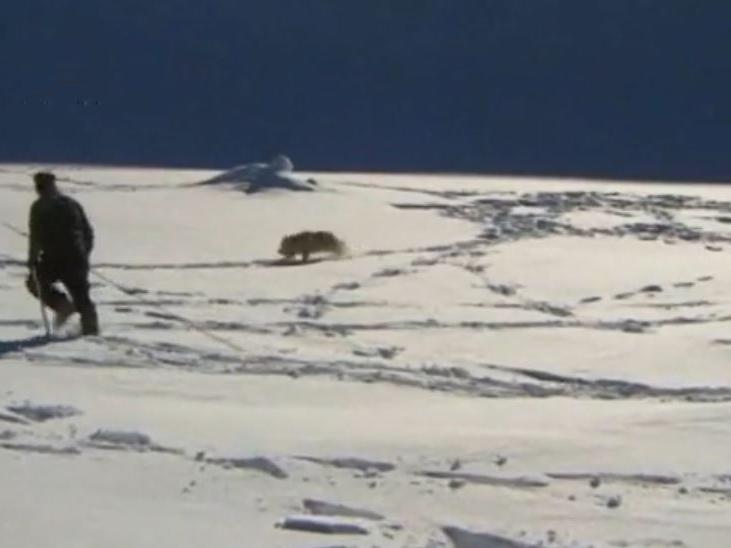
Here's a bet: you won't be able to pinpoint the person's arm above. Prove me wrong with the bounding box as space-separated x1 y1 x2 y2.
28 201 41 267
77 202 94 254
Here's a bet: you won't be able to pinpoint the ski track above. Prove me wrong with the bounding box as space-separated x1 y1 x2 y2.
11 333 731 403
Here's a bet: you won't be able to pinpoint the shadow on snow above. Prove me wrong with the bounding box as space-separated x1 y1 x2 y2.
0 335 55 359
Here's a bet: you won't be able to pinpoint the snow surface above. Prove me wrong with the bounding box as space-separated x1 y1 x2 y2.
1 165 731 547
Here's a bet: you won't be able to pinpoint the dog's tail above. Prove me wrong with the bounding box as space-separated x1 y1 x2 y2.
333 237 349 257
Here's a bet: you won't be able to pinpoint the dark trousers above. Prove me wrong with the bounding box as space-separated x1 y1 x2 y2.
26 258 98 334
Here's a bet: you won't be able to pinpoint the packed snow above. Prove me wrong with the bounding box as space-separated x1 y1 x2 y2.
1 164 731 547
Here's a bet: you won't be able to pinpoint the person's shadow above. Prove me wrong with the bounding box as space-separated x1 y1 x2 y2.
0 335 52 359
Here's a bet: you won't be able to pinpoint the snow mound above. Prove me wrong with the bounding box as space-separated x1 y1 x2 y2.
303 498 384 521
298 456 396 473
89 429 152 447
443 526 535 548
278 515 369 535
198 155 317 193
6 403 81 422
204 455 289 479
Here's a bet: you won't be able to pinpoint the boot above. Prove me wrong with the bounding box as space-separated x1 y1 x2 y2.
52 299 76 331
80 306 100 336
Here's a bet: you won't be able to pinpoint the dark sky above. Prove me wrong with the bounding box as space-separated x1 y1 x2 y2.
1 1 729 181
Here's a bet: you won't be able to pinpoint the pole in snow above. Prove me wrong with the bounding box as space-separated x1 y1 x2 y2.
31 266 51 338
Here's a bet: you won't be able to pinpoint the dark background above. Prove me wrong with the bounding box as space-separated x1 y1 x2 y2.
1 1 729 181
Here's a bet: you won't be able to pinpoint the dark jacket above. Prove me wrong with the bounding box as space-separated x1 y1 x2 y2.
28 192 94 266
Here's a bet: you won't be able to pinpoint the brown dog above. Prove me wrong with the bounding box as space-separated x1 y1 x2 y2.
278 231 347 262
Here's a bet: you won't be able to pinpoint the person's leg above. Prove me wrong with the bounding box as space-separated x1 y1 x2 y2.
60 265 99 335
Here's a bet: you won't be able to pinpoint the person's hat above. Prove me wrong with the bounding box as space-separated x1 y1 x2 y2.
33 171 56 192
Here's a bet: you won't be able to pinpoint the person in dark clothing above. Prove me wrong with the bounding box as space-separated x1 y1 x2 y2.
26 171 99 335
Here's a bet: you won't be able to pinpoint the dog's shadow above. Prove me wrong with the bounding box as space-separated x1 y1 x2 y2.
257 258 325 268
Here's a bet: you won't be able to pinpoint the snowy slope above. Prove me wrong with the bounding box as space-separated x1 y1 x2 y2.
1 165 731 547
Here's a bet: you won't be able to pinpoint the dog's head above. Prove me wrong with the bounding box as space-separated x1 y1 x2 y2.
278 234 297 258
